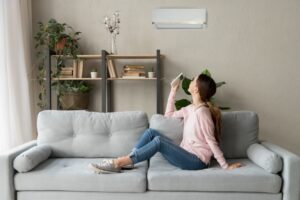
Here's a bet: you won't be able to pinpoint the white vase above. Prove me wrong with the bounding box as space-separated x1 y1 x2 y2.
110 33 117 54
91 72 97 78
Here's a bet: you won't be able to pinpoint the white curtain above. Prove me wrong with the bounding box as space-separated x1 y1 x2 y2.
0 0 34 152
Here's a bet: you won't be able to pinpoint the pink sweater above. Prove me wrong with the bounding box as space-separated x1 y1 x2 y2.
164 89 229 169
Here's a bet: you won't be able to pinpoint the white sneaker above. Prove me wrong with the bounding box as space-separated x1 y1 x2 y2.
88 159 121 174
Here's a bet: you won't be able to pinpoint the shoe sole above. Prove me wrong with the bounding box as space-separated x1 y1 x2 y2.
121 165 135 170
88 164 121 174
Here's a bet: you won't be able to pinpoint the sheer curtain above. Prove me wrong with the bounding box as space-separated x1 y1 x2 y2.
0 0 34 152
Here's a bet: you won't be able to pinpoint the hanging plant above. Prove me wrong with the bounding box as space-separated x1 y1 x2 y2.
34 18 81 109
175 69 230 110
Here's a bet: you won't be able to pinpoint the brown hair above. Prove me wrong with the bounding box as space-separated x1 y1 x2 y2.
196 74 222 143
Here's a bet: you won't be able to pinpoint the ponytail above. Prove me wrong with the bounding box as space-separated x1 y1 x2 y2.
206 101 222 144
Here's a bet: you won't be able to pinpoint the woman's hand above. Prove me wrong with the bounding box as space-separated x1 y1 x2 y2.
227 162 244 170
171 80 181 92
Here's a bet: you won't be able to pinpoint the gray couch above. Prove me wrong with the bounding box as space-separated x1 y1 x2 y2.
1 110 299 200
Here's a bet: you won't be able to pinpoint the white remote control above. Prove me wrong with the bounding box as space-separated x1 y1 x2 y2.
171 73 184 87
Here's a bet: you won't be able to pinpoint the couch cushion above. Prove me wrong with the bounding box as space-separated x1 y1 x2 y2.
149 114 183 145
220 111 259 158
247 143 283 173
37 110 148 157
14 158 148 193
147 153 281 193
13 145 51 173
150 111 259 158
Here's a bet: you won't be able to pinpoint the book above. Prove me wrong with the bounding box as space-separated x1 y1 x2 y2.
122 75 146 79
108 59 118 78
107 60 113 78
73 59 77 78
59 75 73 78
61 67 73 71
123 72 146 76
77 59 84 78
124 65 145 70
61 70 73 76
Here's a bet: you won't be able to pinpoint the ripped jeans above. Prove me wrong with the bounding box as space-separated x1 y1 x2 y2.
129 128 208 170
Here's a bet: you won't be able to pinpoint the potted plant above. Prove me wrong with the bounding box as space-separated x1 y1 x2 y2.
58 81 92 110
175 69 230 110
90 68 98 78
148 67 155 78
34 18 82 109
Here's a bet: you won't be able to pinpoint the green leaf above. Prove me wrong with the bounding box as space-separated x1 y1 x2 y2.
175 99 191 110
182 77 192 95
216 81 226 87
219 106 231 110
201 68 211 77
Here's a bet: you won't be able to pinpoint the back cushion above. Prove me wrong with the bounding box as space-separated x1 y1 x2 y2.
37 110 149 158
149 114 183 145
149 111 259 158
220 111 259 158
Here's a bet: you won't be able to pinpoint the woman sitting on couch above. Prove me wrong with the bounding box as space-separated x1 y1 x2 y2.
89 74 243 173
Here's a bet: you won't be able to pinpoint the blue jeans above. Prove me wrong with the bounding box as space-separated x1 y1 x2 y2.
129 128 208 170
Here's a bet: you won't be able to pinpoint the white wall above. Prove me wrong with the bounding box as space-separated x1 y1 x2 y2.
31 0 300 155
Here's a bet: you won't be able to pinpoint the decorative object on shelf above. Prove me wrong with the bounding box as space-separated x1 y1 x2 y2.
58 81 92 110
122 65 146 78
152 8 207 29
104 11 120 54
148 67 155 78
34 18 81 109
90 69 98 78
175 69 230 110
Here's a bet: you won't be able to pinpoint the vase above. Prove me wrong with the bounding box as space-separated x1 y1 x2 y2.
110 33 117 54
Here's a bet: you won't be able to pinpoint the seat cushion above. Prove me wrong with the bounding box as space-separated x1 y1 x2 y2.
37 110 148 158
14 158 148 193
147 153 282 193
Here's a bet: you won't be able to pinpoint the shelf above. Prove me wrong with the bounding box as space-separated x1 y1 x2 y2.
107 55 165 59
52 78 102 81
51 55 102 59
107 77 157 80
45 49 163 114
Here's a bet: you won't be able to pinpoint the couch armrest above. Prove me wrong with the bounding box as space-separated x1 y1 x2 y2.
261 141 300 200
0 140 37 200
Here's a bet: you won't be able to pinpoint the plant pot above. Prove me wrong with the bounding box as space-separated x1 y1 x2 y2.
59 92 89 110
55 37 67 53
148 71 155 78
90 72 97 78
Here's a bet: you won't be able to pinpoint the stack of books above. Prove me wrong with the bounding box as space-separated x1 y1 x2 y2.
122 65 146 78
60 67 74 78
59 60 78 78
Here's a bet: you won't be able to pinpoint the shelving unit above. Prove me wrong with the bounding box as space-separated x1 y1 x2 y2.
45 49 164 114
45 52 103 110
104 50 164 114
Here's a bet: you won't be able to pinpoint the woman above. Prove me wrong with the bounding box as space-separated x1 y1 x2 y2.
89 74 243 173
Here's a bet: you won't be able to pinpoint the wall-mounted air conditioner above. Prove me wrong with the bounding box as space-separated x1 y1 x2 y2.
152 8 207 29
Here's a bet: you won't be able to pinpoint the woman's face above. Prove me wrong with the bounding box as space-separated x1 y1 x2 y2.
188 76 199 94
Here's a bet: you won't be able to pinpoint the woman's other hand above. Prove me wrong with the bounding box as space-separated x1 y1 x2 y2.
227 162 244 170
